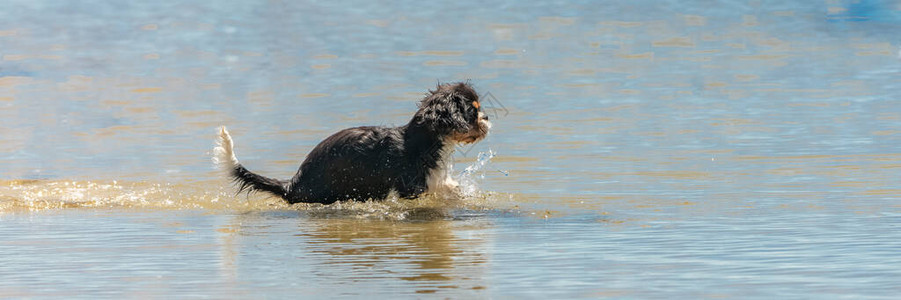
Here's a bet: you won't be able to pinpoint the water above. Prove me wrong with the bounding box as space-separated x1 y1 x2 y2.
2 0 900 298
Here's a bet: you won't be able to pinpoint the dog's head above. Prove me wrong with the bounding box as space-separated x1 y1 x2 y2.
413 82 491 144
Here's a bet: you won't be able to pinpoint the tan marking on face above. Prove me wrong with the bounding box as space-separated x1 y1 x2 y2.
450 113 491 144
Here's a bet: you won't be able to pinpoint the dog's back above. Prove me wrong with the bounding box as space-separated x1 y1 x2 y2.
286 126 405 203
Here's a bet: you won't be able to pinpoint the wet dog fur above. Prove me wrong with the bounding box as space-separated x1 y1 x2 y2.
213 82 491 204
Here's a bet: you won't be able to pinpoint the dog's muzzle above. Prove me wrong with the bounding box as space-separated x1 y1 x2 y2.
478 112 492 130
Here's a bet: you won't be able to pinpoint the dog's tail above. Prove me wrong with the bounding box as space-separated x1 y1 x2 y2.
213 126 289 199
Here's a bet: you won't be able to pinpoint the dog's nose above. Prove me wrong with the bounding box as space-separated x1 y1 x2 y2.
480 113 489 121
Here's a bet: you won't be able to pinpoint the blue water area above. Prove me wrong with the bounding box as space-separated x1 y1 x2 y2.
1 0 900 298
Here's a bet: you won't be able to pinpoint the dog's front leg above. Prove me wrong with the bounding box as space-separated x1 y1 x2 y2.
396 175 427 199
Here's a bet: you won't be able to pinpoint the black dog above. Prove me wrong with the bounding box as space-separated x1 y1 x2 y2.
213 82 491 204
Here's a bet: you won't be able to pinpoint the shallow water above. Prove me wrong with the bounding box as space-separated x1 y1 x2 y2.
2 0 901 298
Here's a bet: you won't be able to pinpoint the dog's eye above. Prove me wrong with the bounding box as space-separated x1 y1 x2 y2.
472 101 480 109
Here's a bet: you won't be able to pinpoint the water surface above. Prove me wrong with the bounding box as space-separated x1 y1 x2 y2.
2 0 900 298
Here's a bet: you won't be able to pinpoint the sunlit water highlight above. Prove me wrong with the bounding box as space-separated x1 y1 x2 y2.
2 0 901 298
0 149 506 220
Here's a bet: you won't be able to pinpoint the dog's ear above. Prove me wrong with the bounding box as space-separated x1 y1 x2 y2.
415 84 472 135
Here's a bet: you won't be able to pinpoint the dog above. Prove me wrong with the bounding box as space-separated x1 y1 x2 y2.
213 82 491 204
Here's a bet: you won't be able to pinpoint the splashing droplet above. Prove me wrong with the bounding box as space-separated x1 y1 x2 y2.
456 149 496 197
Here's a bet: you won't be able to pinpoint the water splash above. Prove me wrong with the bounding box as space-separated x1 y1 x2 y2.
456 149 497 197
1 152 512 219
0 179 284 213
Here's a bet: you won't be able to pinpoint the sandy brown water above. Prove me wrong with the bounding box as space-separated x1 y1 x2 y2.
2 0 901 298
